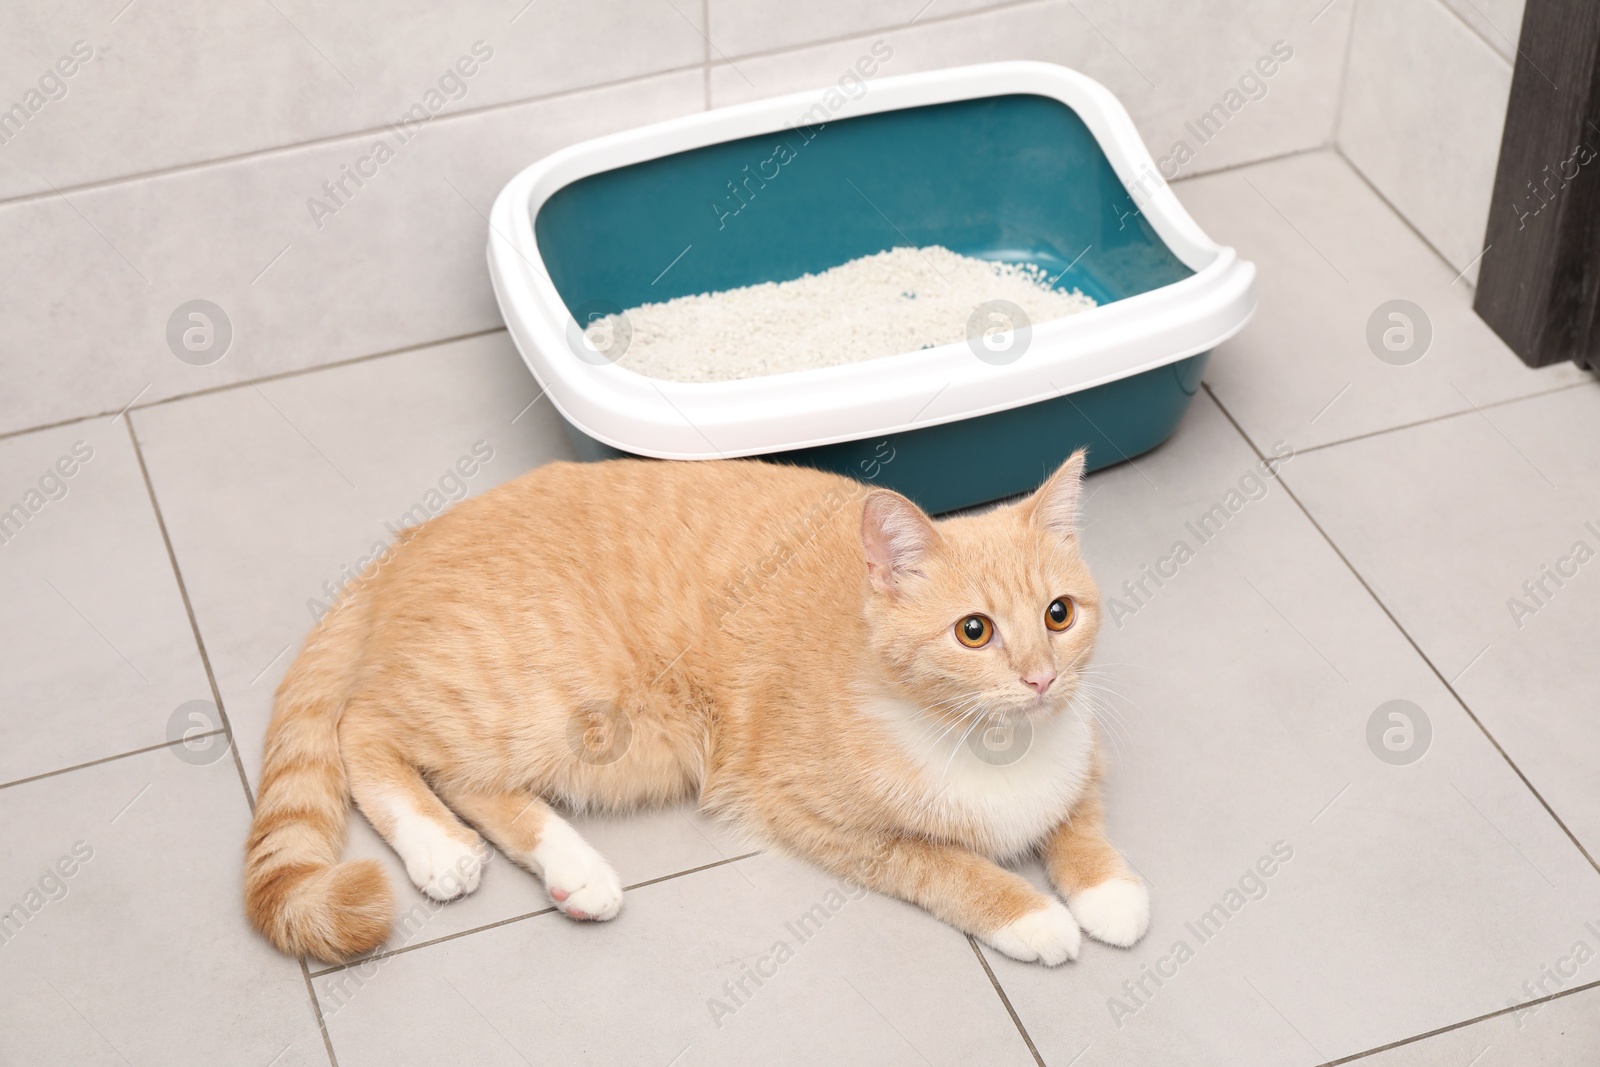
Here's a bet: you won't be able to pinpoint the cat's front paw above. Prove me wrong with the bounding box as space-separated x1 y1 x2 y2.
547 867 623 922
983 899 1081 966
1070 877 1149 947
531 822 624 922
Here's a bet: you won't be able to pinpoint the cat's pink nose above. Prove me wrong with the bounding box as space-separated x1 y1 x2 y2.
1023 670 1056 695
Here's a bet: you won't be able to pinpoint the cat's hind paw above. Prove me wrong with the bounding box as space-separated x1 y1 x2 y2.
1070 877 1150 947
983 900 1081 966
397 827 484 902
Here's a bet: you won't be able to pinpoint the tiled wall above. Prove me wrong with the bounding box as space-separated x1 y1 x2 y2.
0 0 1358 437
1338 0 1527 282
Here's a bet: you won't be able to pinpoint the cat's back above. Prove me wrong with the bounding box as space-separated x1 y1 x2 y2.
396 457 867 596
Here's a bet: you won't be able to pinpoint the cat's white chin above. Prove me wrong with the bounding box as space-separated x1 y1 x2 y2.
983 900 1081 966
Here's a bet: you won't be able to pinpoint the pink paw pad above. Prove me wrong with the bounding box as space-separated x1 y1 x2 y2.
564 906 592 920
549 887 570 902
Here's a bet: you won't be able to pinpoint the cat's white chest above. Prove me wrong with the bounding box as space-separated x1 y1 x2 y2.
863 696 1096 860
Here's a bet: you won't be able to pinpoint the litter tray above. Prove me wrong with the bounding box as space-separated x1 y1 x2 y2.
488 61 1256 513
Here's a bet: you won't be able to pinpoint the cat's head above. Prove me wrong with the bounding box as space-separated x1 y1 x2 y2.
858 451 1100 722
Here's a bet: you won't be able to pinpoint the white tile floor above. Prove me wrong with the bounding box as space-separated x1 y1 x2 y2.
3 149 1597 1066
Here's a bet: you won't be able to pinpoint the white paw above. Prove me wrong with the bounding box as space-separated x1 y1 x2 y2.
983 900 1081 966
1070 878 1150 947
529 818 623 922
393 817 484 902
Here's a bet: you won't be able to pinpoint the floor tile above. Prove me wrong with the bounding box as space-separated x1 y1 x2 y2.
131 332 565 790
0 747 326 1067
316 852 1036 1067
710 0 1352 184
0 0 703 200
0 417 211 785
1338 0 1512 277
0 69 703 437
980 389 1600 1066
1361 982 1600 1066
1286 381 1600 862
322 805 753 965
133 332 750 954
1179 151 1589 453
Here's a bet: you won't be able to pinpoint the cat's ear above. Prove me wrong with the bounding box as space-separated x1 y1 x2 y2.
861 490 936 594
1026 449 1087 537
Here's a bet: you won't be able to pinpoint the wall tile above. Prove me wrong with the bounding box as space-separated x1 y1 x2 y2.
707 0 1006 58
0 70 704 437
1338 0 1512 279
710 0 1353 182
0 0 704 200
1439 0 1526 61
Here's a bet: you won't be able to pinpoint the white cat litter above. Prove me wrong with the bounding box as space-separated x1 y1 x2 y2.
586 246 1097 383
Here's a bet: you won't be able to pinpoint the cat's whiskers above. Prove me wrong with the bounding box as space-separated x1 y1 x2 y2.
909 693 990 758
933 699 1006 788
1080 705 1126 763
1073 690 1133 760
918 693 981 724
903 691 986 739
1071 666 1142 711
934 714 987 789
912 696 988 751
1071 676 1141 740
1074 664 1150 711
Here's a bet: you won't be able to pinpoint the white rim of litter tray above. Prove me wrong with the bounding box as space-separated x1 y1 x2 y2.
488 60 1257 461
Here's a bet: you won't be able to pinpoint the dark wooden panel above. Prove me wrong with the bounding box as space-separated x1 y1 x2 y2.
1475 0 1600 370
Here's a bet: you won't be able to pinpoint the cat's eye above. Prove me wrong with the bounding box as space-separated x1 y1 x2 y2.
955 614 994 648
1045 598 1075 632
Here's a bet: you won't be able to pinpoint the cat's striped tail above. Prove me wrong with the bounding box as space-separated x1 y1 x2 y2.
243 597 393 962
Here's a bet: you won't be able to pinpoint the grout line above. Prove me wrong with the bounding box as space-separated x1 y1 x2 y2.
0 68 703 210
0 731 224 792
1432 0 1520 71
1168 143 1332 187
132 327 507 416
1202 383 1600 879
965 935 1047 1067
300 959 342 1067
0 326 507 445
0 0 1033 211
1313 976 1600 1066
1332 145 1484 289
1291 379 1599 457
308 849 766 976
307 905 557 977
124 415 259 810
0 408 113 444
710 0 1043 66
1327 0 1362 145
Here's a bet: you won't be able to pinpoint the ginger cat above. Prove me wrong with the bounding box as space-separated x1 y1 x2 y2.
244 452 1149 966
